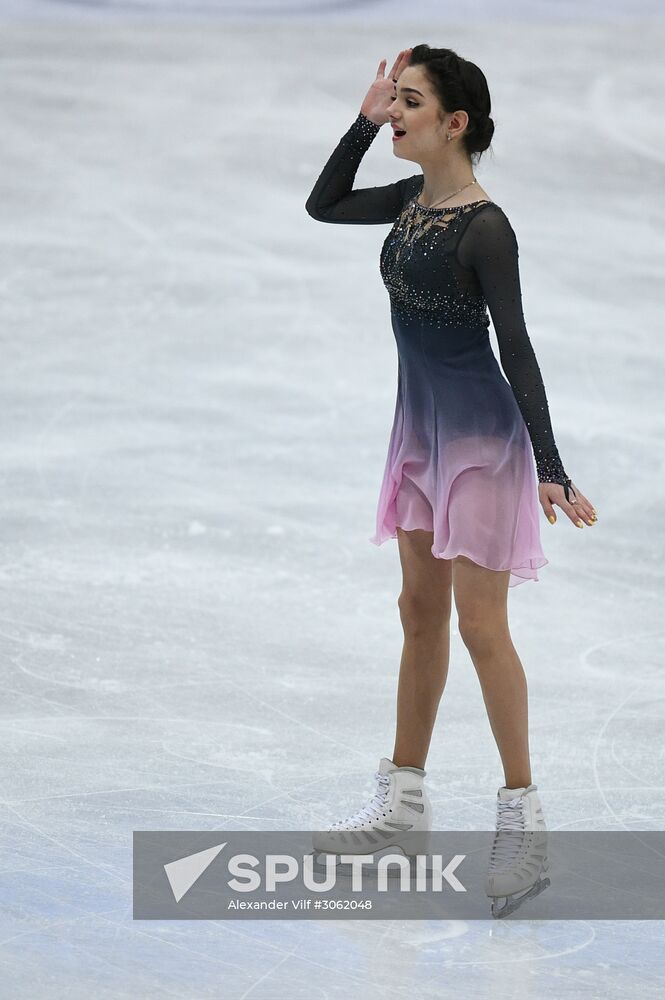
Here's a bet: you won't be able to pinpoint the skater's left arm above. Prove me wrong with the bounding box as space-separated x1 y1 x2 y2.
457 206 597 529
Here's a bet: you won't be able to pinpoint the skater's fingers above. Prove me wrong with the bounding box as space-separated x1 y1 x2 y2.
560 493 592 528
375 57 387 79
563 500 586 528
561 481 597 528
571 488 597 524
387 48 412 83
539 482 597 527
574 499 597 526
538 482 563 525
386 50 405 81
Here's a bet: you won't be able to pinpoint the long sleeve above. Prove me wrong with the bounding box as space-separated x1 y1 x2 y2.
305 112 414 224
457 206 570 486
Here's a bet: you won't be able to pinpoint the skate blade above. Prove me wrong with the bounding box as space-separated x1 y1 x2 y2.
490 875 551 918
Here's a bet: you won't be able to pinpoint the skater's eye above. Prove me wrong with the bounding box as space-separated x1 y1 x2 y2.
392 97 419 108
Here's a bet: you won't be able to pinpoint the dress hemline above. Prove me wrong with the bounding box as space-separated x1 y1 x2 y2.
368 528 549 588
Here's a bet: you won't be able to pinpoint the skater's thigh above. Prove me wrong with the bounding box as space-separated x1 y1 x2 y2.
396 527 452 621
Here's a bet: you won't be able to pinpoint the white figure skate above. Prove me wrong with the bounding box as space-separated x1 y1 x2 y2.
310 757 432 876
485 783 550 918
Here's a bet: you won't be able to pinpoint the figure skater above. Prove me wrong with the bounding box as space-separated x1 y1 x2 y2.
305 45 597 915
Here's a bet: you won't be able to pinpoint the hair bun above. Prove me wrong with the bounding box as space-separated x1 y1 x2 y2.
479 115 495 139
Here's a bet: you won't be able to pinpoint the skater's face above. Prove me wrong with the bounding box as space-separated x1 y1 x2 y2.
388 65 469 162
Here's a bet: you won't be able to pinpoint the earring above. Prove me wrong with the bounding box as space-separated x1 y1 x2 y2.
447 133 452 140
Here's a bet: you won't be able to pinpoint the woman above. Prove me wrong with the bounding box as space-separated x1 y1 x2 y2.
305 45 597 915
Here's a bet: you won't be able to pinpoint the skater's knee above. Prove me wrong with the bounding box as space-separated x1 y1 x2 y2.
457 614 510 653
398 590 450 637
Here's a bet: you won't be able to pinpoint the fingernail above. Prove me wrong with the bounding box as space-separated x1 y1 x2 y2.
548 515 556 524
576 520 584 528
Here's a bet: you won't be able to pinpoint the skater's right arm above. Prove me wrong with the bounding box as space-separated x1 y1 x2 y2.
305 49 415 224
305 113 413 224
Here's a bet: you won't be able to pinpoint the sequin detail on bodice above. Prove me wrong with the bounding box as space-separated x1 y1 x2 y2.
380 197 494 328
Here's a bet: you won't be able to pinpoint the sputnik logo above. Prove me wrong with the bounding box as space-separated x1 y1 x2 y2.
164 842 227 902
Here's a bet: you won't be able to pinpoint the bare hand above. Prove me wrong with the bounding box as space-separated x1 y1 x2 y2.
360 49 413 126
539 481 597 528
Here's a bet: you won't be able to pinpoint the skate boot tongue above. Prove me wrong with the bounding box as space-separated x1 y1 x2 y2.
498 783 537 803
378 757 426 777
499 786 526 803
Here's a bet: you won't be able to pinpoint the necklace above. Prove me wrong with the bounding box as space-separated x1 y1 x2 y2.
398 178 479 257
395 177 486 260
418 177 479 210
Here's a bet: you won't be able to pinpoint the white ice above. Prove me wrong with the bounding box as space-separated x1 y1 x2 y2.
0 1 664 997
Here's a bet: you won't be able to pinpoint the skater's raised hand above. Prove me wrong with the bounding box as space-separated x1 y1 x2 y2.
539 481 598 529
360 49 413 127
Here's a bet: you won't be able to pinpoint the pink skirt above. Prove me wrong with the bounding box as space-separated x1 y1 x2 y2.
369 330 548 588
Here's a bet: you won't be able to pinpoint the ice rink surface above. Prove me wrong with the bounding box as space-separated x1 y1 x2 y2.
0 0 664 996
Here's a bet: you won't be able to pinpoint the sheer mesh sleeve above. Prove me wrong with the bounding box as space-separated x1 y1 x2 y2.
457 206 570 487
305 112 414 224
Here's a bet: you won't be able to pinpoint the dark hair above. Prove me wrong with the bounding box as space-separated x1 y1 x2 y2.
408 44 495 163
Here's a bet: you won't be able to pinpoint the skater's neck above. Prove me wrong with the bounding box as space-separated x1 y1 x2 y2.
416 156 490 209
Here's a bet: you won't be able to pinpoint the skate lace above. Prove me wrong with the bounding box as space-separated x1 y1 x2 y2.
330 771 391 830
488 796 526 872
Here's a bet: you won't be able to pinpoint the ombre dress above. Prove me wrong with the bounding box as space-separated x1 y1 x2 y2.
305 112 573 587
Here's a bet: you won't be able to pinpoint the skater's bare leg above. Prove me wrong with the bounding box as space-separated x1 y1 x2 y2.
394 527 452 770
452 555 532 789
